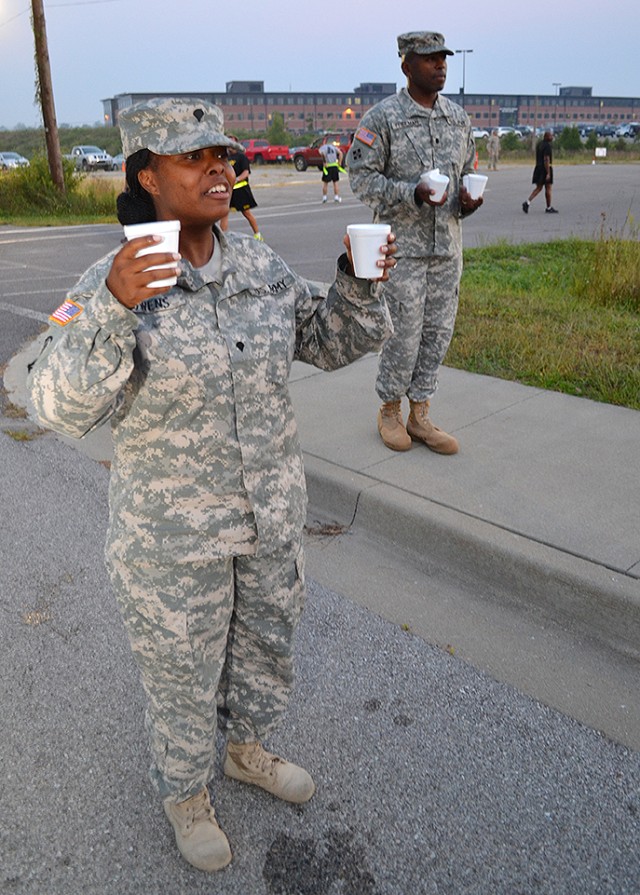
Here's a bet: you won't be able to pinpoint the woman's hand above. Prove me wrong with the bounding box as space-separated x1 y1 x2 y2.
344 231 398 282
106 235 181 309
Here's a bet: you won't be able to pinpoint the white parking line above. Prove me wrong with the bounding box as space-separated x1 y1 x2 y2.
0 300 50 323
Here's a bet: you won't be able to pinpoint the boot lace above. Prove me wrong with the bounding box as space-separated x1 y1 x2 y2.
381 400 403 420
183 790 214 831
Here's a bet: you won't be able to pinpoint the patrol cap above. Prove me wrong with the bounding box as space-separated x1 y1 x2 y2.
397 31 454 58
118 97 244 158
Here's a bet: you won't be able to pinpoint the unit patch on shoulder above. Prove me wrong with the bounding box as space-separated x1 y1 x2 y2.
49 299 84 326
354 127 377 147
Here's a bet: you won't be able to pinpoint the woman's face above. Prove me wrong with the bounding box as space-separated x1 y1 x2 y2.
138 146 235 226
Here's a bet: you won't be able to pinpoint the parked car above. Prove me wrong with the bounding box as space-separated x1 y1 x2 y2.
0 151 30 170
495 126 523 138
594 124 617 138
110 153 125 171
615 122 640 138
240 139 290 164
472 128 489 140
66 145 113 171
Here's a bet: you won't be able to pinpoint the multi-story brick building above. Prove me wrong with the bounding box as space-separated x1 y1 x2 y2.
102 82 397 135
102 83 640 135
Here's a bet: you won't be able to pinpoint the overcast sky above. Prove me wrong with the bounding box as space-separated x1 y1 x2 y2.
1 0 638 129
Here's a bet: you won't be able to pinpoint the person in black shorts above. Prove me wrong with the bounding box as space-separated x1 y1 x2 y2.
522 130 557 214
221 143 264 239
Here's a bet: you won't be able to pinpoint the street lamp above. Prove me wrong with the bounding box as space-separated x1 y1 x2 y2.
455 49 473 109
553 82 561 129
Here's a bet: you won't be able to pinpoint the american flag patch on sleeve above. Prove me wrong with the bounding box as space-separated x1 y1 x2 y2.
355 127 377 147
49 299 84 326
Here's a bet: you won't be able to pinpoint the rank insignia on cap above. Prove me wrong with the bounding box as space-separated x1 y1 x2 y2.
50 299 84 326
355 127 377 147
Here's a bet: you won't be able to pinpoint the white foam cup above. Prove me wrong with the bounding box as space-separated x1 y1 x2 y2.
346 224 392 279
420 169 450 202
123 220 181 288
462 173 488 200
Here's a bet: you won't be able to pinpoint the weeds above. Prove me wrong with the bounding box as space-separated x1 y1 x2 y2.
0 155 119 224
572 213 640 310
452 237 640 409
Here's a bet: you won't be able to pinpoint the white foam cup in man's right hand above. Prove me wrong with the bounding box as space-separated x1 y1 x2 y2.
346 224 391 279
123 220 181 288
462 173 488 200
420 169 450 203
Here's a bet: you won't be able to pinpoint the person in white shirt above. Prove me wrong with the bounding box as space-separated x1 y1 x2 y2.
319 141 344 203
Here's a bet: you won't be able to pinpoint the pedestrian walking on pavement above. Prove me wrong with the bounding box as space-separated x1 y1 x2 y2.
348 30 484 455
486 129 500 170
319 140 344 203
522 130 558 214
219 141 264 240
27 97 395 874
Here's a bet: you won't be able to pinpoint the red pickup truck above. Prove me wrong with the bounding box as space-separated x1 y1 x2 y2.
291 133 353 172
241 139 290 164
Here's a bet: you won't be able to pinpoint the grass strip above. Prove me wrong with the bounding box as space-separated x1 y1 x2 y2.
450 239 640 410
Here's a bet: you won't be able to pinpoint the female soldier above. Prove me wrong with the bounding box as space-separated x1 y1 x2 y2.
28 97 395 873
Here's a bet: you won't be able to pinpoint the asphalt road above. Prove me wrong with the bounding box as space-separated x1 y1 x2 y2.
1 163 639 894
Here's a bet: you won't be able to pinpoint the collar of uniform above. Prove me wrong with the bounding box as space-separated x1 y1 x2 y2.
177 226 233 292
399 87 452 123
176 227 289 301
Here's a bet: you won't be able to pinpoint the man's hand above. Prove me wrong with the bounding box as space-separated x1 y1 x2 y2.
415 180 448 207
106 236 181 309
459 185 484 215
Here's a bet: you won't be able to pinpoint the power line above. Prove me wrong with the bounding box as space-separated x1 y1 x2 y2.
0 0 123 28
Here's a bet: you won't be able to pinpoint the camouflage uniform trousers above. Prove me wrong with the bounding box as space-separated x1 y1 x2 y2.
107 537 305 802
376 253 463 403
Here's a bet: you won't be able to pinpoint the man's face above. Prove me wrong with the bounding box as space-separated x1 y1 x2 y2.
403 51 448 96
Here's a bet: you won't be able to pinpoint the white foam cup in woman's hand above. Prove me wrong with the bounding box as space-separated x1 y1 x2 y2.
346 224 391 279
123 220 181 287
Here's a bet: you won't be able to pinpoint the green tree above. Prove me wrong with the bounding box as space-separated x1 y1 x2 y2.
557 126 582 152
266 112 287 145
586 130 598 151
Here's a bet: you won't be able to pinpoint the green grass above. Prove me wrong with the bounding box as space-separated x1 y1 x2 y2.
450 237 640 409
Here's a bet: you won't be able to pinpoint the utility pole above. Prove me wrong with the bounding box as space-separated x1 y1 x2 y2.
455 49 473 109
31 0 65 194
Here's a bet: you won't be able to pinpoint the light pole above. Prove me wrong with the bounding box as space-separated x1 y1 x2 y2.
553 82 561 129
455 49 473 109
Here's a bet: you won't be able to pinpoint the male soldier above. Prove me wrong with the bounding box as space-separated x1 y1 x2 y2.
28 97 395 873
487 129 501 170
348 31 484 454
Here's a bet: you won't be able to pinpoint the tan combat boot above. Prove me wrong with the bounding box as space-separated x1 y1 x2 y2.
163 788 232 872
377 400 412 451
224 741 315 804
407 400 459 455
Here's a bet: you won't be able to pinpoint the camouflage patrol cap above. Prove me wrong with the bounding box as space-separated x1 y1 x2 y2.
397 31 454 57
118 97 244 158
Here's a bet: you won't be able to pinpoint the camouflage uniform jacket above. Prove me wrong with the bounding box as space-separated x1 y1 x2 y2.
28 229 392 562
347 89 476 258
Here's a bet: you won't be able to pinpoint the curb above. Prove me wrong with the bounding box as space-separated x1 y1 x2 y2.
303 454 640 664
